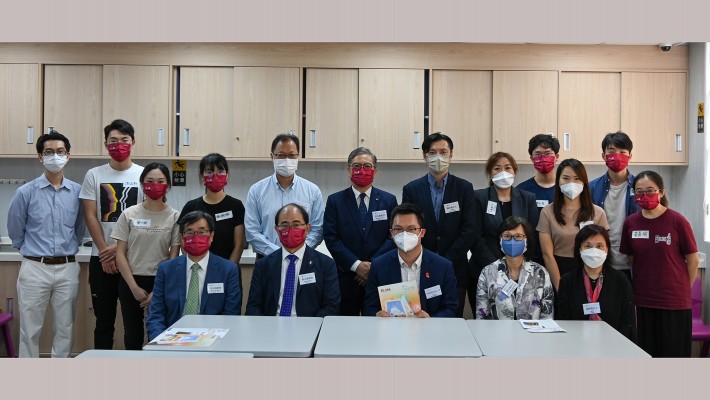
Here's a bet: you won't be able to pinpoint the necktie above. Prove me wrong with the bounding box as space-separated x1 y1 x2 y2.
359 192 368 227
279 254 298 316
184 263 201 315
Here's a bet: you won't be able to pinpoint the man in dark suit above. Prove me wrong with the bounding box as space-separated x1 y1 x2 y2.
402 133 476 317
364 203 458 317
324 147 398 316
247 203 340 317
147 211 241 341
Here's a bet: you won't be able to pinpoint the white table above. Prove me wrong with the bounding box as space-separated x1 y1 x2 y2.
467 320 650 358
76 349 254 358
143 315 323 357
314 316 482 357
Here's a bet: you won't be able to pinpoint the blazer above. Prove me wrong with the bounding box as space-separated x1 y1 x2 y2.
364 247 459 317
402 174 477 285
146 253 241 341
246 245 340 317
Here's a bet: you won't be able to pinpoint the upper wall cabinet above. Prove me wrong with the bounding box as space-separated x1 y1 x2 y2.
0 64 41 155
431 70 493 161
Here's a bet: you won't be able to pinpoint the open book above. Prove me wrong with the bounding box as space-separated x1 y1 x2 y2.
378 281 421 317
519 320 566 333
148 328 229 346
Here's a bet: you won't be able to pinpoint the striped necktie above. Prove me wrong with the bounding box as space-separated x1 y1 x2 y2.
279 254 298 316
184 263 201 315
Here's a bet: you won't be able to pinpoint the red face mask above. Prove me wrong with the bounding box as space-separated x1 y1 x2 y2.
183 235 211 256
278 227 307 249
204 174 228 192
107 142 132 162
350 167 375 188
142 183 168 200
533 154 556 174
635 193 660 210
605 153 630 173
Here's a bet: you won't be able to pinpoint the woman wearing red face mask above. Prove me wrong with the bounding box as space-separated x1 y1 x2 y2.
111 162 181 350
619 170 699 357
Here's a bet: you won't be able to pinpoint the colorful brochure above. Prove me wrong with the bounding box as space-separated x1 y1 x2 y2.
378 281 421 317
518 319 566 333
148 328 229 346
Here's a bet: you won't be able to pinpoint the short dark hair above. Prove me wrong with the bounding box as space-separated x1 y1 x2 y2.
553 158 594 226
199 153 229 175
347 147 378 167
140 162 171 202
274 203 310 226
104 119 135 141
390 203 424 228
422 132 454 154
574 225 613 270
601 131 633 153
36 131 71 154
484 152 518 186
496 216 536 261
634 170 669 207
271 133 300 154
527 134 560 156
178 210 215 234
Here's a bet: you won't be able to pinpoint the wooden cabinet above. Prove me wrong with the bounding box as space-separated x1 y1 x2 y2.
431 70 493 161
0 64 41 155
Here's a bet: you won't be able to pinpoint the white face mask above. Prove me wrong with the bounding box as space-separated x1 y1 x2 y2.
274 158 298 177
43 154 68 173
492 171 515 189
394 231 420 252
426 155 450 174
560 182 584 200
580 248 607 269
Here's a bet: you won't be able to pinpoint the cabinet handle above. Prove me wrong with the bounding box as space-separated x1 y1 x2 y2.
309 130 316 148
563 133 571 151
183 128 190 146
47 126 54 134
675 134 682 152
6 297 13 315
413 131 421 149
26 126 34 144
157 128 165 146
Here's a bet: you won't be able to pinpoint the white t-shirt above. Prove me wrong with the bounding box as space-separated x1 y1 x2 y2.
604 182 630 270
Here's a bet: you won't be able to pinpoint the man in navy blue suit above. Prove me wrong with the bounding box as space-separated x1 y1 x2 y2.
324 147 398 316
364 203 458 318
147 211 241 341
247 203 340 317
402 133 476 317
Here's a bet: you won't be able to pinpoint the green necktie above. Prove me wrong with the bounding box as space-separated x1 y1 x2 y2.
184 263 201 315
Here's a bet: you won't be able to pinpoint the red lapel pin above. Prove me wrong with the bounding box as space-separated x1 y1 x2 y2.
425 272 430 279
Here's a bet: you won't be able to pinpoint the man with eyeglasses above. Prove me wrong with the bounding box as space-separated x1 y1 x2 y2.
517 134 561 208
363 203 458 317
246 204 340 317
245 133 324 259
79 119 144 349
323 147 398 316
8 131 84 357
146 211 241 341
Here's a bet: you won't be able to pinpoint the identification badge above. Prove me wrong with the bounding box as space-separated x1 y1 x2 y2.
298 272 316 285
372 210 388 221
579 220 594 229
536 200 549 208
132 219 151 228
424 285 442 299
632 230 650 239
444 202 460 214
215 211 233 221
124 181 139 188
486 201 497 215
207 283 224 294
583 302 601 315
500 280 519 298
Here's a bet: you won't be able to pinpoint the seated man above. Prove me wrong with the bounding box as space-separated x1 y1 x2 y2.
246 203 340 317
147 211 241 340
364 203 458 318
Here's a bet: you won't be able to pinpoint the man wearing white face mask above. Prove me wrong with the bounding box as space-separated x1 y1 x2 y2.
7 131 85 357
363 203 459 317
245 133 324 258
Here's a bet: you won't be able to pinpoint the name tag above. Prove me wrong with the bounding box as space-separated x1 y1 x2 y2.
500 279 519 297
372 210 387 221
298 272 316 285
215 211 233 221
579 220 594 229
444 202 460 214
424 285 442 299
536 200 549 208
132 219 151 228
583 302 601 315
632 230 650 239
124 181 139 188
207 283 224 294
486 201 497 215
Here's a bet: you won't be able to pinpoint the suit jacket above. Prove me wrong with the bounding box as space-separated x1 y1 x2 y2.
246 245 340 317
146 253 241 341
402 174 476 285
364 248 459 317
323 186 398 300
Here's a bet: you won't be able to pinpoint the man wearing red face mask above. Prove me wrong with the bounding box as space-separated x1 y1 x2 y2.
246 204 340 317
146 211 241 341
517 134 560 209
80 119 144 349
323 148 398 316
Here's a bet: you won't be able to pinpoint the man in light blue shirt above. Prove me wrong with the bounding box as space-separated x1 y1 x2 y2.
245 133 324 257
7 131 85 357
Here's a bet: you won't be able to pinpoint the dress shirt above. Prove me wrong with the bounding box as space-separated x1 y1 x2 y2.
398 247 424 289
244 174 324 256
7 173 84 257
427 172 449 221
185 252 210 309
349 186 372 272
277 244 307 316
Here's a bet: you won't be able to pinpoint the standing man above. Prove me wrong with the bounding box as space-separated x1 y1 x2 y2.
8 131 84 357
590 131 639 281
402 133 476 317
323 147 398 315
517 133 561 208
245 133 324 258
80 119 144 349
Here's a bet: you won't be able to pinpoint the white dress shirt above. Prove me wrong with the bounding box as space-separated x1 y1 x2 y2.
277 244 307 316
398 247 423 289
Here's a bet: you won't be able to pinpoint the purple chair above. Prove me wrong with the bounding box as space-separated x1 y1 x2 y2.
0 312 16 358
692 277 710 357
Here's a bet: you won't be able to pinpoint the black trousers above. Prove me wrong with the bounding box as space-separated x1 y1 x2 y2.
88 256 120 349
637 307 692 357
456 280 477 318
118 275 155 350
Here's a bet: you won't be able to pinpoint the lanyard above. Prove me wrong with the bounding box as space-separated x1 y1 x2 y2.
583 272 604 321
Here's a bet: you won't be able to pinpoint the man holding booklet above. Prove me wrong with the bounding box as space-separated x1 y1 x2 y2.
364 203 459 317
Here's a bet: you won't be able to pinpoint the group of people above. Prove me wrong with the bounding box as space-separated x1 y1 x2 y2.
7 120 699 359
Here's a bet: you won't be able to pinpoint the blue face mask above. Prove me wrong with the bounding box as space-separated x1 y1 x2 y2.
501 238 526 258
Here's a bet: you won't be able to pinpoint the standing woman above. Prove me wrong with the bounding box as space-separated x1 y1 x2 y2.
537 158 609 290
112 162 181 350
620 171 699 357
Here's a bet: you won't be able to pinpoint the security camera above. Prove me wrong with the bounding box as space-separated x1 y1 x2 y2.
659 43 672 52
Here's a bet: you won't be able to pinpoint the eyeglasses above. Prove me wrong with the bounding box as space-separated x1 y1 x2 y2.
635 189 659 196
107 137 132 144
500 234 526 241
391 226 422 235
272 153 299 160
350 163 375 170
278 222 306 230
204 170 227 176
42 149 67 157
183 230 211 238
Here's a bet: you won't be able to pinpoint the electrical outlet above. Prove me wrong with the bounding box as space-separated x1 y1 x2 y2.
0 179 26 185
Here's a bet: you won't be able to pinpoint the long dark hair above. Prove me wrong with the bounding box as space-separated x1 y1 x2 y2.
552 158 594 226
633 170 669 207
573 225 613 270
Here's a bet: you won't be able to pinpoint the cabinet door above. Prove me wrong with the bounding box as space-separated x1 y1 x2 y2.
558 72 621 162
492 71 558 163
359 69 425 161
233 67 300 158
621 72 687 164
44 65 103 156
304 68 359 160
431 70 492 161
0 64 41 155
179 67 234 158
103 65 171 158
